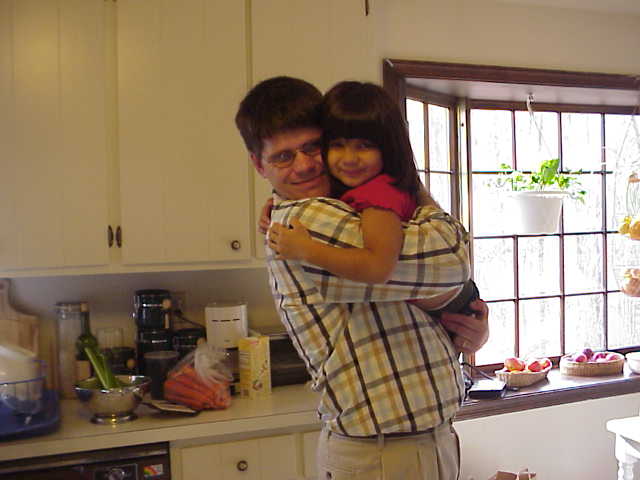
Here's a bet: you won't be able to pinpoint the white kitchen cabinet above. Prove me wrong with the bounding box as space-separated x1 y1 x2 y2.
250 0 378 258
175 434 300 480
117 0 251 265
0 0 110 272
302 431 321 479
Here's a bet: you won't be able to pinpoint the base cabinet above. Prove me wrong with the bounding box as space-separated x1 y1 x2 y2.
173 434 303 480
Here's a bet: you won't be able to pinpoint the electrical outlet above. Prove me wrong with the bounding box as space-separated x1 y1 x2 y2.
171 291 187 312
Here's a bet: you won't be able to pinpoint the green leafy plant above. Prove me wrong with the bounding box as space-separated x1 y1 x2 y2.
493 158 586 202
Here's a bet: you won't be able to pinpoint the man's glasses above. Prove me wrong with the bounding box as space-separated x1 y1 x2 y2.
264 139 321 169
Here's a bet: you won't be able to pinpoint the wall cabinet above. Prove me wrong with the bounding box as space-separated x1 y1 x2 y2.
173 434 301 480
117 0 251 265
0 0 110 272
250 0 378 258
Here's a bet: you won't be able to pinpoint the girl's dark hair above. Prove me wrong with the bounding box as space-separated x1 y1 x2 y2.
320 81 420 197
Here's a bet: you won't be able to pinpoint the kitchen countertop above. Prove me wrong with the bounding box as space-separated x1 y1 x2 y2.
0 384 321 462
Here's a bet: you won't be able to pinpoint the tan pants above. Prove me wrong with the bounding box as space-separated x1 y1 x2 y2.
316 422 460 480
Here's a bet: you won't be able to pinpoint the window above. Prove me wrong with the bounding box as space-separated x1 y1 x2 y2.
393 61 640 369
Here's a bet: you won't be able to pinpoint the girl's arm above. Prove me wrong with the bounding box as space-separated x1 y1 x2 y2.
268 207 402 284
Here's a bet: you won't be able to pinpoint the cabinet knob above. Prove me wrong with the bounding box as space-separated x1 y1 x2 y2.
116 226 122 248
236 460 248 471
230 240 241 250
107 225 114 247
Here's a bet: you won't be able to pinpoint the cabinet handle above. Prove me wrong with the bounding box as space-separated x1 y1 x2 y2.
116 226 122 248
364 0 369 15
108 226 114 248
236 460 248 472
230 240 241 251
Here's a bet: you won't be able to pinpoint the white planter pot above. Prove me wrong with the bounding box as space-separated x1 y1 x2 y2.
507 191 567 234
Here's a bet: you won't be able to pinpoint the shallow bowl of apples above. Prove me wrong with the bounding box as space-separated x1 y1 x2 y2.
495 357 552 388
560 348 624 377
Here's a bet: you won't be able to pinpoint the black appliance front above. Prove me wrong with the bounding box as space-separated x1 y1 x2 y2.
0 443 170 480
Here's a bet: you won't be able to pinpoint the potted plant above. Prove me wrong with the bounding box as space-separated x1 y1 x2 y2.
492 158 586 234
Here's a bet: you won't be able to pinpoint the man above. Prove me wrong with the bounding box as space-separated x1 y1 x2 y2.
236 76 489 479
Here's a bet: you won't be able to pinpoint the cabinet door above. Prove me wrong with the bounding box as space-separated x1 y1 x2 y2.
302 431 321 480
0 0 109 271
117 0 250 265
177 434 299 480
251 0 376 91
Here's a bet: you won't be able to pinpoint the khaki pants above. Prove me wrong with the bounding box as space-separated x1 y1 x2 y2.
316 421 460 480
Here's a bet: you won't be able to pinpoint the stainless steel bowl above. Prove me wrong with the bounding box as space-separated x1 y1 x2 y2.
75 375 151 424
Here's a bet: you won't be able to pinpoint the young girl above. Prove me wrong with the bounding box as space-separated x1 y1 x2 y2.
268 81 478 314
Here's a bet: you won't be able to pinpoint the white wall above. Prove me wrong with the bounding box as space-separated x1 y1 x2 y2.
457 393 640 480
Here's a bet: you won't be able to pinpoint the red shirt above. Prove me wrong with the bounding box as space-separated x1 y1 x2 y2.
340 174 417 221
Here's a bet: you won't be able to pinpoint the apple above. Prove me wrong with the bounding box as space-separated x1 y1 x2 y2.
539 358 552 369
591 351 607 362
605 352 621 361
573 353 588 363
526 359 543 372
581 348 594 360
504 357 526 371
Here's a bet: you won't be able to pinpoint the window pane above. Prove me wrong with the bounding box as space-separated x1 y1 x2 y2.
564 234 603 294
475 301 515 365
470 110 512 171
515 111 559 171
605 114 640 171
608 292 640 348
407 99 425 170
562 113 602 171
519 298 561 358
428 104 450 171
473 238 514 300
518 236 560 297
561 174 602 233
608 233 640 291
607 171 625 231
472 174 510 236
565 294 605 353
429 173 451 214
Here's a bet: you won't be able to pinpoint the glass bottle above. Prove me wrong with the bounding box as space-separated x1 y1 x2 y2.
75 301 98 380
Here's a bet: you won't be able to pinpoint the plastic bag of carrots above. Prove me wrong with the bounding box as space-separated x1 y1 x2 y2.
163 343 232 411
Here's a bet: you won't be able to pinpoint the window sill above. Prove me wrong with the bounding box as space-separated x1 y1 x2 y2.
456 366 640 422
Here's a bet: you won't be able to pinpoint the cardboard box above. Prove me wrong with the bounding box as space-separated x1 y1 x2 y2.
238 336 271 398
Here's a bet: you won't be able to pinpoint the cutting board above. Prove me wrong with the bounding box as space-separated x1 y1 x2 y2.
0 279 39 354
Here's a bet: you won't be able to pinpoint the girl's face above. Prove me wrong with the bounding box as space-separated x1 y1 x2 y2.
326 138 383 188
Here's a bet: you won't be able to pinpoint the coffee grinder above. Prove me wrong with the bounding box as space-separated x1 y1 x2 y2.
133 289 173 375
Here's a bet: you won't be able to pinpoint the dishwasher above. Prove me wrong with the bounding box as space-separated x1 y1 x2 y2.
0 442 170 479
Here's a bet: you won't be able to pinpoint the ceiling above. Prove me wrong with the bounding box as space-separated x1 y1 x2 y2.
493 0 640 15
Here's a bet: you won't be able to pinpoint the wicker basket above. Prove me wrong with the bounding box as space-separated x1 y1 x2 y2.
559 354 624 376
494 366 551 388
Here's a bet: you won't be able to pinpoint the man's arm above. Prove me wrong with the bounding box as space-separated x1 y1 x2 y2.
270 197 471 304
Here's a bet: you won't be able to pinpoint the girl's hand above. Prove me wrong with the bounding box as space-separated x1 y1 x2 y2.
268 218 313 260
258 198 274 235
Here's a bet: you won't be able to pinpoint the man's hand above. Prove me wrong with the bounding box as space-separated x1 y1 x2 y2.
258 197 274 235
268 218 314 260
440 299 489 355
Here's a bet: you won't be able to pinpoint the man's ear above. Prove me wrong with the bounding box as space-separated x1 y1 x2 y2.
250 152 265 177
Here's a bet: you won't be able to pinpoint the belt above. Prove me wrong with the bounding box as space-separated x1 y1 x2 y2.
328 420 450 442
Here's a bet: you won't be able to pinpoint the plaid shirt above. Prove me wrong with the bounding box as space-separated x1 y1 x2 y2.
267 195 469 437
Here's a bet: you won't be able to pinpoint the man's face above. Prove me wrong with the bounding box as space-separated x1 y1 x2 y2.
251 127 331 200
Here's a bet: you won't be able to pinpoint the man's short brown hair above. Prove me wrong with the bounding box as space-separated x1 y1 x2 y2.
235 76 322 158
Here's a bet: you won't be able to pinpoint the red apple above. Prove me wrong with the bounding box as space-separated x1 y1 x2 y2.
591 351 607 362
573 353 588 363
504 357 526 371
581 348 594 360
605 352 621 361
526 359 543 372
539 358 552 369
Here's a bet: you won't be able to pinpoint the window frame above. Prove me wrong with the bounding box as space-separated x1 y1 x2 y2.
385 59 640 411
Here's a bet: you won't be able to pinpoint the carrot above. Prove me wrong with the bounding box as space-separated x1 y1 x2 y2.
164 378 212 407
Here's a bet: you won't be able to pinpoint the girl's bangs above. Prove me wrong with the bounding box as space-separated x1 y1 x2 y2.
322 116 386 145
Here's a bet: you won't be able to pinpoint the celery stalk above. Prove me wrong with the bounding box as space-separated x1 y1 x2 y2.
84 346 122 389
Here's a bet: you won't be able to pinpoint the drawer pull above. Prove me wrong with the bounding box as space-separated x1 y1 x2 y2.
231 240 241 251
236 460 248 471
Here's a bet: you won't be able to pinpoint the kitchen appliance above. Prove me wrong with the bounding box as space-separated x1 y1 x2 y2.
172 328 206 359
0 442 171 479
133 290 172 330
250 327 310 387
205 301 248 349
136 329 172 376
